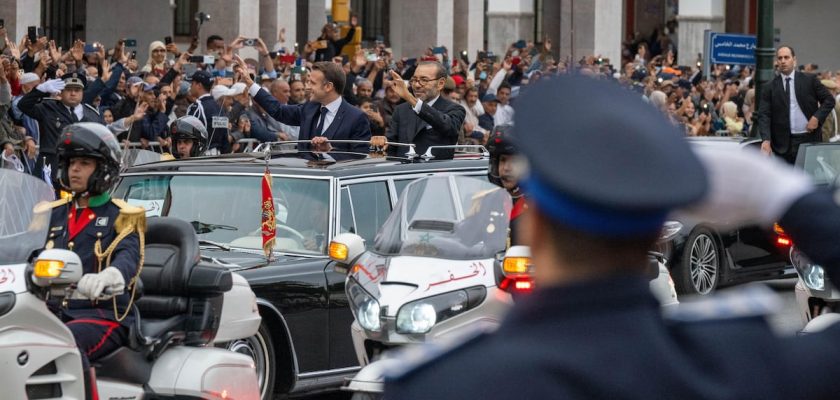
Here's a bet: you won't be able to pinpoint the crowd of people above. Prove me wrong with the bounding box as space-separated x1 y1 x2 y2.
2 17 840 175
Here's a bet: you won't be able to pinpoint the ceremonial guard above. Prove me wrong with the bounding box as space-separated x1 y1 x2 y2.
39 123 145 396
169 115 209 159
485 124 526 245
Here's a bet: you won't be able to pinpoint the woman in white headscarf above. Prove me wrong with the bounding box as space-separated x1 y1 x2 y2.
141 41 168 78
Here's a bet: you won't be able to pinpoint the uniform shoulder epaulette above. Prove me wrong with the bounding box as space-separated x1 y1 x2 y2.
33 197 70 214
111 198 145 215
111 198 147 234
43 98 60 103
664 284 782 323
160 153 176 161
83 103 101 115
384 327 488 382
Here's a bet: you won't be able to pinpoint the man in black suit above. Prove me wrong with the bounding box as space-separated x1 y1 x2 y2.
235 56 371 157
758 46 835 163
379 61 466 160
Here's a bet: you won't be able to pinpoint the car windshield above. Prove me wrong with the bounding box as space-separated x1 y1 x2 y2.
797 144 840 186
373 175 511 260
0 170 55 263
113 175 330 255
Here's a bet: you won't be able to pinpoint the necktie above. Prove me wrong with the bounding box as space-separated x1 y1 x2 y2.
68 107 79 122
785 77 791 100
314 106 328 136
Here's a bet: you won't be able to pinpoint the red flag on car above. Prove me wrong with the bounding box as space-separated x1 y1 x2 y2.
261 165 276 259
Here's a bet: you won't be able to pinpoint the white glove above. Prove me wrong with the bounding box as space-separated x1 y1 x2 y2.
76 267 126 300
678 146 813 229
36 79 66 95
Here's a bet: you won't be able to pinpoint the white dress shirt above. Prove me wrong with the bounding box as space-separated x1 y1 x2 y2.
782 72 809 134
413 96 439 114
494 104 515 126
67 104 84 121
318 96 343 134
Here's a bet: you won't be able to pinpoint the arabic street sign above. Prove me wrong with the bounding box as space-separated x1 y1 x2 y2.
709 32 757 65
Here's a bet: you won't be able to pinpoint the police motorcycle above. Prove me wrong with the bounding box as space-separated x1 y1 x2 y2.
0 169 261 399
327 175 518 399
791 243 840 333
328 175 681 398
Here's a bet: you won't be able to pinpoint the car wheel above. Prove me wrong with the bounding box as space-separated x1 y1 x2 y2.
674 228 720 296
225 323 276 400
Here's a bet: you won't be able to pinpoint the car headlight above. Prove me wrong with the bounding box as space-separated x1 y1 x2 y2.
396 286 486 334
802 264 825 291
347 278 381 331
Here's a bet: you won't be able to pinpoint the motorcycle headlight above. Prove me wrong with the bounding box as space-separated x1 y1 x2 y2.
347 278 381 331
396 286 486 334
358 298 381 331
802 264 825 291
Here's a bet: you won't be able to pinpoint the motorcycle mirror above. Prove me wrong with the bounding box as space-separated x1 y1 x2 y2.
329 233 366 268
31 249 83 288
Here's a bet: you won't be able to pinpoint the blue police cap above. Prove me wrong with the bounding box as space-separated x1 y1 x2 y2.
515 75 707 237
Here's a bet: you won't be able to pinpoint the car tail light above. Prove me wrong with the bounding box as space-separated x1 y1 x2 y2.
499 276 534 294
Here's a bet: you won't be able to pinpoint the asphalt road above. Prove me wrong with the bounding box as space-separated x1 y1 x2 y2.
678 278 804 335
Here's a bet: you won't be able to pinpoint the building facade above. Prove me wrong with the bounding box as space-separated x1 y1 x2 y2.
1 0 837 70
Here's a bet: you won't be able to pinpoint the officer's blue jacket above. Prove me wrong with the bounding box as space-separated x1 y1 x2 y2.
46 194 140 326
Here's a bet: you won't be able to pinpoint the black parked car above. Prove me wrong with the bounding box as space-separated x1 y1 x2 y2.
112 151 487 399
667 137 794 296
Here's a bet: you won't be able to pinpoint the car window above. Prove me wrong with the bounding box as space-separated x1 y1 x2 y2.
345 181 392 247
113 175 330 255
393 179 413 200
799 144 840 185
339 187 356 235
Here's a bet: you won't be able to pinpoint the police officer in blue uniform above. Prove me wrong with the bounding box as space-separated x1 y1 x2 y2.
385 75 840 399
18 73 105 184
41 123 144 396
186 70 230 154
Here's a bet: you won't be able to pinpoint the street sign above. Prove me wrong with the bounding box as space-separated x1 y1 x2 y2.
709 32 757 65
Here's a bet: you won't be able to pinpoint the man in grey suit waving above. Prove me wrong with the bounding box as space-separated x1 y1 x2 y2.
758 46 835 163
381 61 466 160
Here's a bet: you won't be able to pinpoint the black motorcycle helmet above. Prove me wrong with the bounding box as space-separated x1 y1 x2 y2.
486 125 520 194
56 123 122 196
169 116 208 158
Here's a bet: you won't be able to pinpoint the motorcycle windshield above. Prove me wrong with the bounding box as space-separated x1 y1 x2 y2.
373 175 512 260
0 170 54 263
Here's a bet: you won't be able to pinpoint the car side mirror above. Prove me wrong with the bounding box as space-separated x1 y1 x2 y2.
329 233 366 273
31 249 83 288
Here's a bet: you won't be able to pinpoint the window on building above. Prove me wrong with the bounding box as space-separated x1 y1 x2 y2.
173 0 198 38
358 0 389 43
41 0 86 49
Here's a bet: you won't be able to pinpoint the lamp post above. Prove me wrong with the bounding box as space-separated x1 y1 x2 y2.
751 0 774 137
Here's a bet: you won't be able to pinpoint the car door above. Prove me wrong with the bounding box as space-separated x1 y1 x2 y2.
327 178 394 369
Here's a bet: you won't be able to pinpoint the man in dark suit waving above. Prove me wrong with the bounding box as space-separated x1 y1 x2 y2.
380 61 466 160
235 55 371 157
758 46 835 163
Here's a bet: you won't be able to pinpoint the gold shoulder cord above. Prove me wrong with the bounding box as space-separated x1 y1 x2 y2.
94 199 146 322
